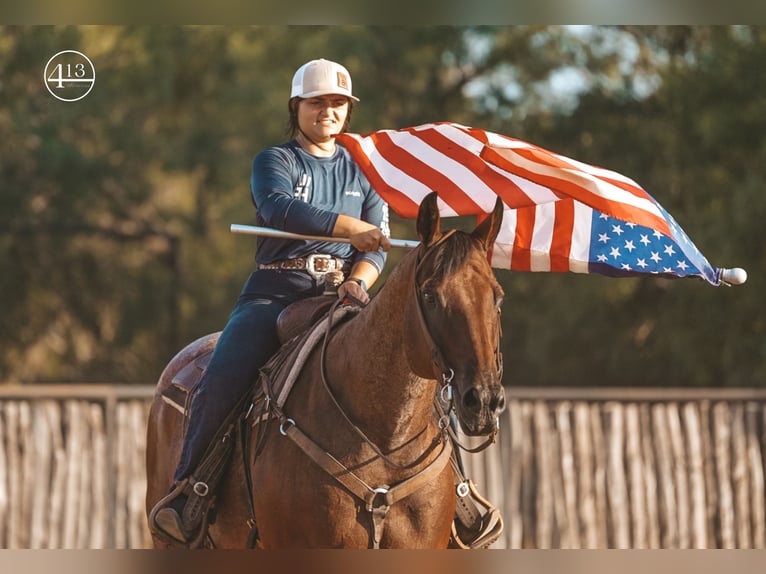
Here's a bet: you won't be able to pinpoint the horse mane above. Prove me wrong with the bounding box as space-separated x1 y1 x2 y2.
424 231 482 282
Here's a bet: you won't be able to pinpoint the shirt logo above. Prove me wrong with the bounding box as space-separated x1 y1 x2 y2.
344 189 361 197
294 173 311 202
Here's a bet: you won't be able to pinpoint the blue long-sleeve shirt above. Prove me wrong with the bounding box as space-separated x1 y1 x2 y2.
250 140 389 273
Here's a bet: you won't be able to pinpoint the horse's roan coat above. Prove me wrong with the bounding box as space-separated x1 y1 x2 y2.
145 192 506 548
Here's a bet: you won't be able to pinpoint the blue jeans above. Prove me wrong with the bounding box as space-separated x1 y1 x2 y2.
174 269 327 481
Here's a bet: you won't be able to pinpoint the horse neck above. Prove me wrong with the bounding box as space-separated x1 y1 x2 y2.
326 251 437 450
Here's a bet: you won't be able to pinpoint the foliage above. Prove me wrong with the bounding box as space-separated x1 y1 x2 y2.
0 25 762 386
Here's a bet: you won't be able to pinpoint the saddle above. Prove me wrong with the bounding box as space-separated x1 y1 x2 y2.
163 295 339 415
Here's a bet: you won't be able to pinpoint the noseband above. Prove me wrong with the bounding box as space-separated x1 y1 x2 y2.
413 230 504 451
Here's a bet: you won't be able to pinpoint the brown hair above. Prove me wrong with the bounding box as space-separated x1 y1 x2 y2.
285 97 354 138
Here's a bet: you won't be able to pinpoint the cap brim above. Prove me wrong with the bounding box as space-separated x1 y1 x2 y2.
295 90 359 102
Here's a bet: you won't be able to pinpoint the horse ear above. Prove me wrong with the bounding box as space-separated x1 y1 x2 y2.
471 196 504 251
416 192 443 247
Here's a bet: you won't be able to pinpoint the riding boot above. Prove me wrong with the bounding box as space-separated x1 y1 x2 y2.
149 395 247 547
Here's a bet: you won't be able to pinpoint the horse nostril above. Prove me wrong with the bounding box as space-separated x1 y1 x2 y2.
462 387 481 412
493 390 506 414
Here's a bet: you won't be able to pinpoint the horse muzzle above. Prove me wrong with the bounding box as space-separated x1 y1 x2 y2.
455 381 506 436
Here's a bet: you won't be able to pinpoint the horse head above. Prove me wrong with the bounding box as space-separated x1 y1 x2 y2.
406 192 506 437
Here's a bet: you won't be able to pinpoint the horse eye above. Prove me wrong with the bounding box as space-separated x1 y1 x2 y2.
422 290 437 306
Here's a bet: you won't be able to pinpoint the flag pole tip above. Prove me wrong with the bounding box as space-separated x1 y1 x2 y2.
721 267 747 286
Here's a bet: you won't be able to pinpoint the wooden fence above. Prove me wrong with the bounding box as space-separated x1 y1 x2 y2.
1 385 765 549
0 385 152 549
462 387 766 549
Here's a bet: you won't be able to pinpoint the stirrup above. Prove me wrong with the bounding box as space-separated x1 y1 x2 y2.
450 479 504 549
149 479 213 548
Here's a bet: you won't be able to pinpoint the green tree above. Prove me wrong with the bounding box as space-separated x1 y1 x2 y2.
0 26 762 387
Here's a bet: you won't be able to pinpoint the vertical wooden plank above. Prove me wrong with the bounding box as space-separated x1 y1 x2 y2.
533 401 554 548
113 402 129 549
6 401 20 549
89 404 108 549
625 403 647 548
481 428 506 549
18 401 33 549
666 402 690 548
605 402 629 548
731 402 750 548
589 403 609 548
682 402 707 548
62 400 83 548
639 403 660 548
76 402 93 549
746 402 765 549
546 402 568 548
0 402 8 548
128 401 150 549
698 400 718 547
713 401 736 548
29 401 52 549
506 400 524 549
46 401 66 549
519 401 536 549
556 401 579 548
652 403 678 547
574 402 598 548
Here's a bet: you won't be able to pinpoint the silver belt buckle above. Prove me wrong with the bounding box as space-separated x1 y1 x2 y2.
305 254 334 278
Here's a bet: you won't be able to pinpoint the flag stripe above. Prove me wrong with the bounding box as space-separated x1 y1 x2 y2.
409 126 543 211
570 201 593 273
550 200 575 273
512 207 535 272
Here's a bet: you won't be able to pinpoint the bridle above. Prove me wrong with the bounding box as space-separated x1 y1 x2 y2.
411 230 504 453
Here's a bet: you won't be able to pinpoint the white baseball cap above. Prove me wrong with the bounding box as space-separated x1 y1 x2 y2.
290 59 359 102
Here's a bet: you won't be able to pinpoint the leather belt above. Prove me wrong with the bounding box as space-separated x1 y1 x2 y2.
258 254 347 278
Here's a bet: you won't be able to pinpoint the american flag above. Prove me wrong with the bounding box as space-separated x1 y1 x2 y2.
336 122 726 286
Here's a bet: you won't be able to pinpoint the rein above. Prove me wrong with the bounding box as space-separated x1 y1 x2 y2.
319 298 440 470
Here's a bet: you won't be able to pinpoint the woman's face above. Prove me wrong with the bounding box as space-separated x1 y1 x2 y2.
296 94 349 143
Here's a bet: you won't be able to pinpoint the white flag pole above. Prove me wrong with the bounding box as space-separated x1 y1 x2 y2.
230 224 421 249
231 224 747 285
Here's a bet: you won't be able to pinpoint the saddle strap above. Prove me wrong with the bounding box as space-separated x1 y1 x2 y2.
280 419 453 547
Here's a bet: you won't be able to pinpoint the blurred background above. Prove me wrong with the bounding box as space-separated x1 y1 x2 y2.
1 25 762 388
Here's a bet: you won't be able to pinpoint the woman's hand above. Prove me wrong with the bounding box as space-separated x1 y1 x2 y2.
337 279 369 305
334 214 391 253
348 227 391 253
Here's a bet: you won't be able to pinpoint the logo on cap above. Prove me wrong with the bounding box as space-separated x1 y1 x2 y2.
337 72 349 90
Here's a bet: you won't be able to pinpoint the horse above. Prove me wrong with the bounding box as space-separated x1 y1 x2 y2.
145 192 507 548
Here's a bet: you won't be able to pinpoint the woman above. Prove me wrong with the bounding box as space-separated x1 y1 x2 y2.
151 58 391 545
